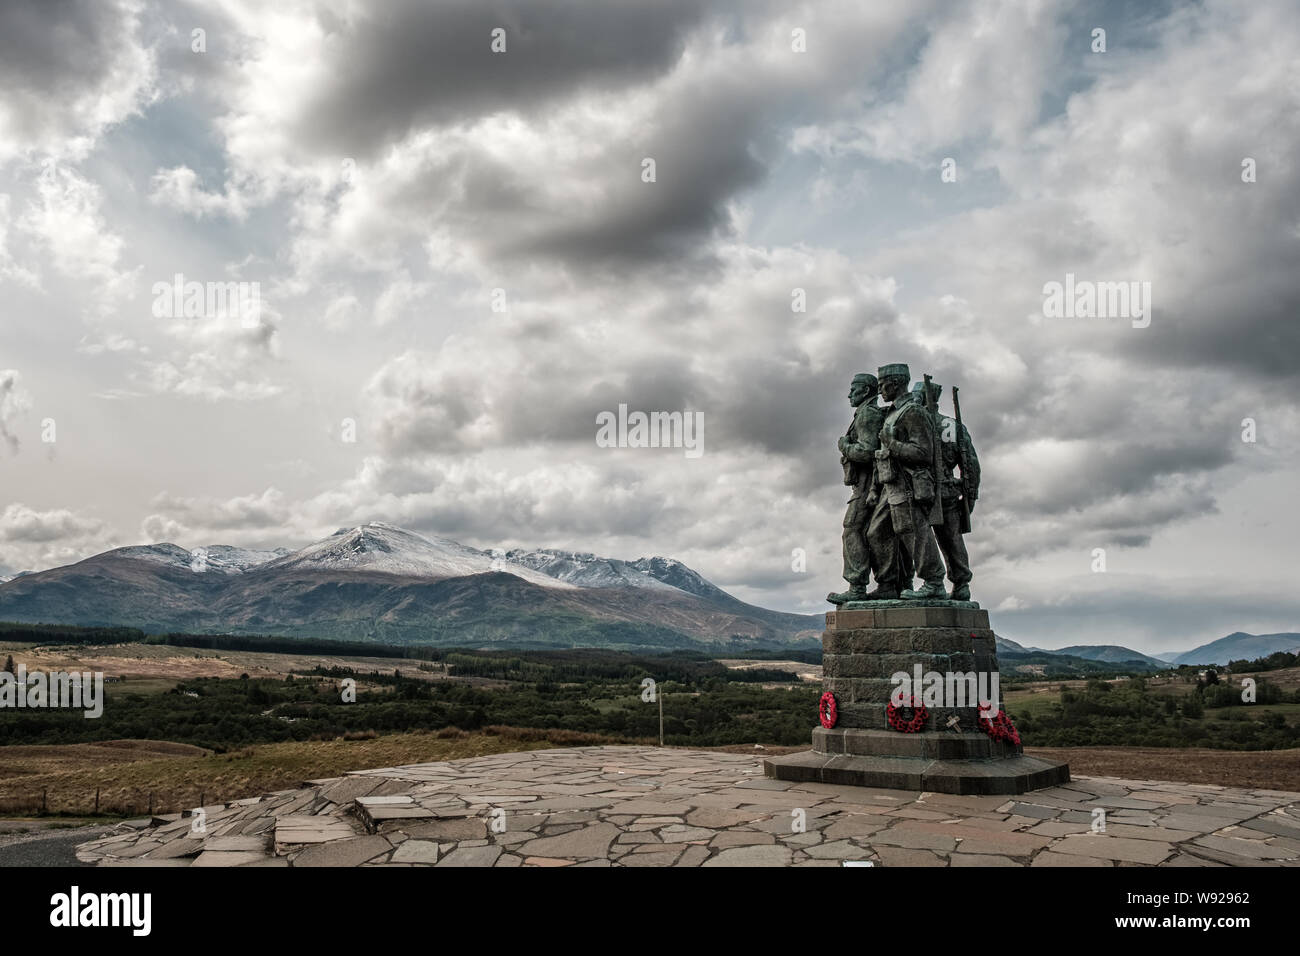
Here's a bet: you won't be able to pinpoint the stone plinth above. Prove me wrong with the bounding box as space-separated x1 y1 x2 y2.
765 604 1069 795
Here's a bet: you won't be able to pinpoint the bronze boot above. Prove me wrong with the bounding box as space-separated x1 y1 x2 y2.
826 586 868 605
901 581 947 600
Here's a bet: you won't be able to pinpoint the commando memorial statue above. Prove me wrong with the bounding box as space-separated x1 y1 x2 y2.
828 363 977 605
767 361 1070 794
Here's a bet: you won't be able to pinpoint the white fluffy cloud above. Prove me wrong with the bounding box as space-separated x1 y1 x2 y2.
19 164 137 311
140 314 284 401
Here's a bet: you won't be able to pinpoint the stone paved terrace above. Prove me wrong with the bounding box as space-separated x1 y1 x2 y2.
75 746 1300 867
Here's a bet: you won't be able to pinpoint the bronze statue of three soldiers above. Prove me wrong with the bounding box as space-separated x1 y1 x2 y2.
828 362 981 605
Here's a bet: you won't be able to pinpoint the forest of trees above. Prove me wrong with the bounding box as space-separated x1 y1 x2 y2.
1 625 1295 752
1011 676 1299 749
0 664 819 751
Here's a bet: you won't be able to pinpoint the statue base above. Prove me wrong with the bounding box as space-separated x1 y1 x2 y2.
764 604 1069 795
763 750 1069 795
836 599 980 610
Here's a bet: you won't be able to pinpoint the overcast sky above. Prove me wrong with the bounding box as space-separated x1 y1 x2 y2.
1 0 1298 655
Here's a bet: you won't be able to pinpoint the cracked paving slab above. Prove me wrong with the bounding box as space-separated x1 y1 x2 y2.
73 746 1300 868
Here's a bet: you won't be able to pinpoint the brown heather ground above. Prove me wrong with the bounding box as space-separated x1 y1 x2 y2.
0 728 611 817
1023 746 1300 791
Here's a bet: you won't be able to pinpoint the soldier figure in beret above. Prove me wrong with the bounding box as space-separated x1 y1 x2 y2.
912 380 981 600
827 373 884 605
860 363 947 600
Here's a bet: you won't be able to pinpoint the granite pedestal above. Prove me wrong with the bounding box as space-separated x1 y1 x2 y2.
764 601 1069 795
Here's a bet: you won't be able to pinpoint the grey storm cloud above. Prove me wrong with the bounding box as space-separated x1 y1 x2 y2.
332 44 777 271
500 84 771 267
1130 267 1300 388
367 352 708 455
0 0 154 157
0 0 130 103
364 280 907 466
180 0 860 275
290 0 711 156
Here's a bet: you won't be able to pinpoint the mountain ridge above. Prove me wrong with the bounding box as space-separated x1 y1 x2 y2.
1169 631 1300 667
4 525 1291 663
0 523 821 650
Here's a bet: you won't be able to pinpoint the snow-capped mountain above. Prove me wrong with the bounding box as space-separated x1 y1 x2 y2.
267 523 568 588
504 549 679 591
202 545 293 572
0 523 820 649
104 543 290 574
628 556 731 602
86 543 194 570
502 550 735 602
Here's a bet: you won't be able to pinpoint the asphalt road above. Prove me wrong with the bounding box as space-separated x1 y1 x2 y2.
0 825 113 867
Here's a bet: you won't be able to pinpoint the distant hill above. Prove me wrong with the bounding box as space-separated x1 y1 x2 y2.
994 637 1166 677
1170 632 1300 667
995 635 1030 655
1054 644 1168 667
995 648 1164 678
996 635 1056 655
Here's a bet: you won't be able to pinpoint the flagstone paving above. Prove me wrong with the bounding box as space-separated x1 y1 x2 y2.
74 746 1300 867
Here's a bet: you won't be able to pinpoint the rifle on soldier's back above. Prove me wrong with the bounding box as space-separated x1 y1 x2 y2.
952 385 973 535
922 374 944 526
